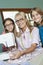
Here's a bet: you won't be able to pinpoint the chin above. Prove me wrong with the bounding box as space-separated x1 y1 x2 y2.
35 20 39 23
9 31 12 32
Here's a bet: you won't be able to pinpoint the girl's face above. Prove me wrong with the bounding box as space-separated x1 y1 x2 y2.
15 15 27 29
5 20 14 32
32 10 42 23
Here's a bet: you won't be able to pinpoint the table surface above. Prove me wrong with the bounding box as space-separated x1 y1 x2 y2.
0 48 43 65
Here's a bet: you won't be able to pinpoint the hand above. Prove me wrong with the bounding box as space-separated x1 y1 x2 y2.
10 50 22 60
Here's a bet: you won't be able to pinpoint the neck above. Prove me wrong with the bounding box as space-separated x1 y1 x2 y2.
21 25 27 32
30 27 34 33
39 18 42 24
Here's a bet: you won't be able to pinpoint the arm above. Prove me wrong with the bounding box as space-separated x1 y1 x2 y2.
20 27 39 56
10 43 37 59
10 27 39 59
21 43 37 55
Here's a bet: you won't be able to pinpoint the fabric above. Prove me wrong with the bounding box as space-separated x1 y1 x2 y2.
0 60 31 65
20 61 31 65
0 61 18 65
0 53 43 65
16 27 40 50
39 26 43 45
30 52 43 65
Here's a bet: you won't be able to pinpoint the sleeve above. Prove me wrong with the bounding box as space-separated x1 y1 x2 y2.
39 27 43 43
32 27 40 45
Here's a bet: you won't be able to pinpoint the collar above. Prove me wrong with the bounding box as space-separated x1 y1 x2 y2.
21 27 30 34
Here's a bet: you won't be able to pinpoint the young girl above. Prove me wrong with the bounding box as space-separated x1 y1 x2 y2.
2 18 16 51
30 7 43 47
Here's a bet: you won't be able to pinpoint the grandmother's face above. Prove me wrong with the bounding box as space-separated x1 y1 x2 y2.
15 14 27 29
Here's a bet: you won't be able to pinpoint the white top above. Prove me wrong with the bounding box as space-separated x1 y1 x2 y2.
16 27 40 50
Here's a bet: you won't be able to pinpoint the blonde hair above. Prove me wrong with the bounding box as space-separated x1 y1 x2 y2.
30 7 43 18
15 12 31 37
15 12 30 29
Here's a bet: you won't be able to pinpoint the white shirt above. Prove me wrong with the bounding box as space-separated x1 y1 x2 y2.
16 27 40 50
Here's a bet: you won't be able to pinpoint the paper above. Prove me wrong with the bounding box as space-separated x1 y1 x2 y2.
0 33 16 47
0 52 10 60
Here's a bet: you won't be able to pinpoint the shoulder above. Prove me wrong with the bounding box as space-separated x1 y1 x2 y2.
31 27 39 35
33 27 39 31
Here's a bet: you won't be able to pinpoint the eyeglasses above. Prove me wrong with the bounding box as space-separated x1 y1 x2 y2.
5 23 13 27
15 18 24 22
